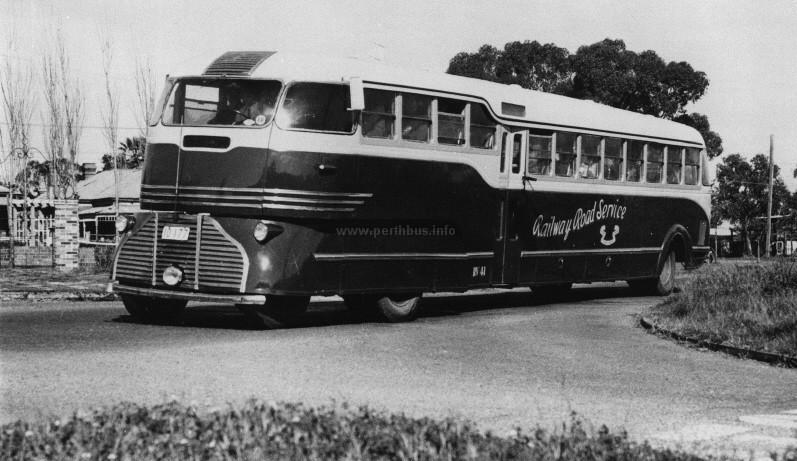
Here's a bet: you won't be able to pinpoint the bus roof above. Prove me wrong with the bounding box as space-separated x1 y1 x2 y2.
184 50 705 147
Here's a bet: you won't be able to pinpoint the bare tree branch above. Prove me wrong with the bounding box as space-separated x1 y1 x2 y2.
134 55 156 138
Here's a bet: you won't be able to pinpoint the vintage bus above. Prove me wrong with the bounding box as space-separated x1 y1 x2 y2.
111 50 711 325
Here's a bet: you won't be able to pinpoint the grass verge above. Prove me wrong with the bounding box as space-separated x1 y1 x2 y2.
0 399 719 461
648 259 797 358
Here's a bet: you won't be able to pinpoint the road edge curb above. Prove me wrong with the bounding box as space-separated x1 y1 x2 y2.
639 316 797 368
0 291 119 302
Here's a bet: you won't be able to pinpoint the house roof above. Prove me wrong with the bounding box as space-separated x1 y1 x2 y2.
76 169 141 202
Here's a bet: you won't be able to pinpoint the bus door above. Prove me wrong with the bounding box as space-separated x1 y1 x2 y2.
493 129 527 285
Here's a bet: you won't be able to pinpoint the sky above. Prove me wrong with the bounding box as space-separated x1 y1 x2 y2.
2 0 797 188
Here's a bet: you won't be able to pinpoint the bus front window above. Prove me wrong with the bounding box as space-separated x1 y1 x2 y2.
162 79 281 127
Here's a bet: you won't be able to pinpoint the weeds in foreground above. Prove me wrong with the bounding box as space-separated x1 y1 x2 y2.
0 399 719 461
650 260 797 356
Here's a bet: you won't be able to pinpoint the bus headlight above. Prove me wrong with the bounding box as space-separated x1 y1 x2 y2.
254 221 270 242
115 215 134 233
253 221 283 243
162 265 183 286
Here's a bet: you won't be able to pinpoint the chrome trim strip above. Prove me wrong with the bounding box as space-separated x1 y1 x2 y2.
314 251 494 261
152 213 159 286
143 199 261 208
263 188 373 198
194 214 203 291
112 282 266 305
692 246 711 251
206 217 250 293
264 203 356 212
262 196 364 205
520 247 661 258
143 192 364 205
141 184 373 198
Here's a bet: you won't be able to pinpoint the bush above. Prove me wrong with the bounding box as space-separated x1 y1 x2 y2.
93 245 116 273
650 260 797 356
0 399 724 461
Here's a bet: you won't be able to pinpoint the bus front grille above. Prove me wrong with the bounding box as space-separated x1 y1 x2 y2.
114 214 247 292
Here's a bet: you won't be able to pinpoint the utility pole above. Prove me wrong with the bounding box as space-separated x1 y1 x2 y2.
765 135 774 258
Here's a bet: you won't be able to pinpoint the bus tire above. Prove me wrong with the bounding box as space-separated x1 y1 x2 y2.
628 250 676 296
238 295 310 329
532 283 572 301
375 293 421 323
121 294 187 323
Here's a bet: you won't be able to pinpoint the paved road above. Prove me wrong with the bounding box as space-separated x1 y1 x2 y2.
1 284 796 456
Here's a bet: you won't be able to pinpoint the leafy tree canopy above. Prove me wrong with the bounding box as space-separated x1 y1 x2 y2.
447 38 721 156
102 136 146 170
713 153 790 254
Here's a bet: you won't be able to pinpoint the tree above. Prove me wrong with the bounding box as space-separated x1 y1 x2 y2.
673 113 723 159
134 56 157 138
446 38 722 157
99 33 120 221
101 136 145 170
495 41 572 94
41 30 66 199
446 44 500 82
569 39 708 118
1 32 37 265
713 153 790 255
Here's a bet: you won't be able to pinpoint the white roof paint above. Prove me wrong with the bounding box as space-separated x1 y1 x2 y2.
185 51 705 147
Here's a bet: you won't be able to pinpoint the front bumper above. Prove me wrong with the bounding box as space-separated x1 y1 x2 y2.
111 282 266 305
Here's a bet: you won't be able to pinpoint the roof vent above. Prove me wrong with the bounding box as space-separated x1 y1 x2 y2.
203 51 276 76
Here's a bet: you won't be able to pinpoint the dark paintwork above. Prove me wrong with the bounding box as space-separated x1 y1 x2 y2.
121 143 709 297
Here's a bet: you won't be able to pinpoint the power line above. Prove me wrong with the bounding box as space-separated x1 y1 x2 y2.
0 121 142 130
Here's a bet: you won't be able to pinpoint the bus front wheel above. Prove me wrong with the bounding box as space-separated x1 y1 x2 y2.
121 294 187 323
628 251 676 296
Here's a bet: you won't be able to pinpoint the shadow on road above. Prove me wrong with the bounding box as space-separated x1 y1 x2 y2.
112 283 644 331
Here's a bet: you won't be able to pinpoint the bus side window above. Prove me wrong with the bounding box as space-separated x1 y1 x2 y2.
604 137 623 180
512 134 522 173
362 89 395 138
554 132 577 177
667 146 683 184
278 83 353 132
470 103 496 149
402 93 432 142
500 132 507 173
438 98 466 145
626 140 644 182
685 148 700 185
579 134 601 179
528 129 553 175
646 143 664 183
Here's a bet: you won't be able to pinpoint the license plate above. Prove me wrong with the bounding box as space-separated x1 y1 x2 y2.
161 225 190 241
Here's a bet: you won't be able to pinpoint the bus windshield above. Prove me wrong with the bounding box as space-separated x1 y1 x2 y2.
161 79 282 127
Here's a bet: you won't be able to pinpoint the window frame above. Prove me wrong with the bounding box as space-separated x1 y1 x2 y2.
645 143 665 184
361 88 397 139
603 137 624 181
161 77 284 129
666 146 684 185
275 81 356 135
554 131 578 178
684 147 701 185
578 134 602 180
527 129 554 176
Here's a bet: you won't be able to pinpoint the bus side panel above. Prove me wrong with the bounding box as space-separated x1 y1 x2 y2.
518 191 708 284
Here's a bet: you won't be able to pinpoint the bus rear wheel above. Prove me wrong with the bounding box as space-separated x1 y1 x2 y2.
376 293 421 323
121 294 187 323
628 250 676 296
237 295 310 329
